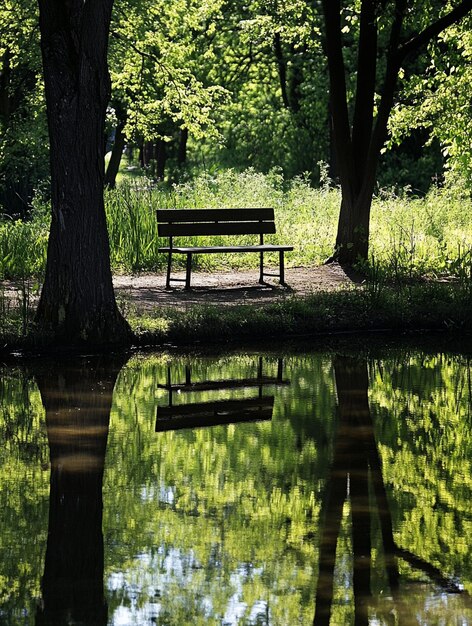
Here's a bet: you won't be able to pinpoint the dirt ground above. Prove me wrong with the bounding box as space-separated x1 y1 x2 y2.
1 264 359 315
112 263 358 313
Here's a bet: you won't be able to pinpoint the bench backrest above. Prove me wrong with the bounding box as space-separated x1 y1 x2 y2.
157 208 276 238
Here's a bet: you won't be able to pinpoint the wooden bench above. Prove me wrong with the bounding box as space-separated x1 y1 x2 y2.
156 208 293 289
156 357 289 432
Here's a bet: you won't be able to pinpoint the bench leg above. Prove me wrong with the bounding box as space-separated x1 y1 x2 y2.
279 250 285 284
259 251 264 284
166 251 173 289
185 253 192 289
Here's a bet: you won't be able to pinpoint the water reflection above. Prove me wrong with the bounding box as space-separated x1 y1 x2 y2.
33 356 127 626
0 350 470 625
156 357 288 431
315 357 398 625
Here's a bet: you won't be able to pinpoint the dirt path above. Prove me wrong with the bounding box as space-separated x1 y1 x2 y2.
112 263 358 313
1 264 359 316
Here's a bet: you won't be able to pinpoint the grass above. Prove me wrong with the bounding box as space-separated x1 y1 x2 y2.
122 280 472 347
2 167 472 280
2 277 472 355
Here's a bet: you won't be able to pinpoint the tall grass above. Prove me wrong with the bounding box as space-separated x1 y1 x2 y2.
0 214 48 279
1 168 472 280
106 169 340 272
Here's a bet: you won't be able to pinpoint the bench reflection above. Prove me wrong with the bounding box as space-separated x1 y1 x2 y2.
156 357 289 432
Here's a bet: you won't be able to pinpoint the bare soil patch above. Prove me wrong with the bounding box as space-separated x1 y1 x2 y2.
1 264 359 316
112 263 357 314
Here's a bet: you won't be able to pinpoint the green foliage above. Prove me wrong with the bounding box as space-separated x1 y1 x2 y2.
0 0 48 216
0 368 49 621
1 0 471 206
388 15 472 189
105 170 339 273
199 0 328 179
126 280 472 348
1 169 472 283
0 214 48 279
110 0 228 142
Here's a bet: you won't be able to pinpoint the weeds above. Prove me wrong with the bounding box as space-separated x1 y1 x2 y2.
0 276 40 339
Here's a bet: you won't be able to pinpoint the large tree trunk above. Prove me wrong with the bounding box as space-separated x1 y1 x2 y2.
34 355 127 626
333 170 377 265
35 0 132 345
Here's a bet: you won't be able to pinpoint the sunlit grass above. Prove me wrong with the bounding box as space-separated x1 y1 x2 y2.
1 168 472 280
127 281 472 347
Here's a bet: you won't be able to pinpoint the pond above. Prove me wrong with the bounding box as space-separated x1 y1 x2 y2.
0 347 471 625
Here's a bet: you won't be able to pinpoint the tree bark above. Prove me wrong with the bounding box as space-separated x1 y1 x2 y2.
177 127 189 168
324 0 472 266
274 32 290 109
155 138 167 180
35 0 132 345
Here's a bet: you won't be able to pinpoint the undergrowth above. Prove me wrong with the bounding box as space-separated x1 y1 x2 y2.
1 168 472 281
2 279 472 353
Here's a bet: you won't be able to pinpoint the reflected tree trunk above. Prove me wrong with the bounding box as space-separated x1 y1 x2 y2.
313 421 349 625
314 356 398 625
34 355 127 626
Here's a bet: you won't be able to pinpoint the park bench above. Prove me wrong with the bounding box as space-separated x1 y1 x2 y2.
156 357 289 432
156 208 293 289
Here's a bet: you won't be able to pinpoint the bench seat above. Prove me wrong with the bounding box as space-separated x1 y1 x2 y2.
159 244 293 254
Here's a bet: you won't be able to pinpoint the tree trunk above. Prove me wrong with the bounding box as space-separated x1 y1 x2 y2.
324 0 472 265
274 32 290 109
105 113 127 189
0 49 12 123
35 0 132 345
177 127 189 168
34 355 127 626
155 138 167 180
333 169 377 265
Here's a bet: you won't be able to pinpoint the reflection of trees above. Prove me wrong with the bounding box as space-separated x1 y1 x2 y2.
314 355 469 625
34 355 127 626
314 356 399 626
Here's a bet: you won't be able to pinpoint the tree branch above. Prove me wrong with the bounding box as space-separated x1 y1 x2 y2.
399 0 472 61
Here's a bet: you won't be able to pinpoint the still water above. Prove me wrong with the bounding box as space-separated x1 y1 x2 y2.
0 349 471 625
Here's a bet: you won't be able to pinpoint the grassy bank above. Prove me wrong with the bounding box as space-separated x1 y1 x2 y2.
2 280 472 355
128 281 472 346
1 169 472 280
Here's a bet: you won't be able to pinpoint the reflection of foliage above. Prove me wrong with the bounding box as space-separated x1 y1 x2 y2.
0 350 471 624
104 354 336 624
370 354 472 594
0 368 48 623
